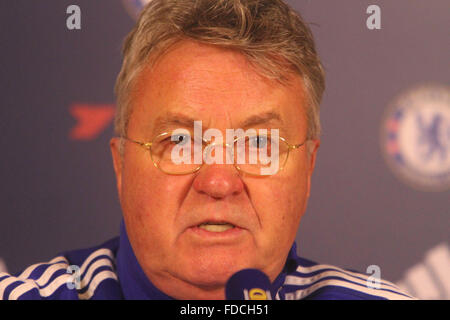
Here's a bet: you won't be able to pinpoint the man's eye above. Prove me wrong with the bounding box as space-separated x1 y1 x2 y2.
249 135 268 149
171 134 190 145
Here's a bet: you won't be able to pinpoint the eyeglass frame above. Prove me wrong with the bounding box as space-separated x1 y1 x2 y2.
120 132 308 176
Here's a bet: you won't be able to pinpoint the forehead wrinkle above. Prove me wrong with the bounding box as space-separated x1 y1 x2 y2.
180 78 254 111
169 60 261 104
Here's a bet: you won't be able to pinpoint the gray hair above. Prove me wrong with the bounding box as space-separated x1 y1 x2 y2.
114 0 325 154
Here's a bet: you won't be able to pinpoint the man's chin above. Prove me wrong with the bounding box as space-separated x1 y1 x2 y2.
177 251 254 288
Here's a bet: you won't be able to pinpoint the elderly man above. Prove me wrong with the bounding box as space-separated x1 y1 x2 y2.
0 0 412 300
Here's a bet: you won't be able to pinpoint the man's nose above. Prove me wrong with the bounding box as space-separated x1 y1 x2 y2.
192 165 244 199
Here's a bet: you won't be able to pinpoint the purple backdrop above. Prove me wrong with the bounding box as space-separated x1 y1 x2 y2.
0 0 448 299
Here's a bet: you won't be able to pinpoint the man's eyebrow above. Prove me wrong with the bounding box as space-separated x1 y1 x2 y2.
151 110 284 134
152 113 197 134
239 111 284 129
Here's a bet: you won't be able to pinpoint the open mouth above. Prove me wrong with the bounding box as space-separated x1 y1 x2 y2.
197 222 235 232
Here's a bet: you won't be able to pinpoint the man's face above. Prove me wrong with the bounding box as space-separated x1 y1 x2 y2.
111 40 319 299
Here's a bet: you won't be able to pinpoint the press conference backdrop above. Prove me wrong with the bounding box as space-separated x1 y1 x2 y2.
0 0 448 299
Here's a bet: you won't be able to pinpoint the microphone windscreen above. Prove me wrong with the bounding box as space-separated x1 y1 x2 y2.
225 268 273 300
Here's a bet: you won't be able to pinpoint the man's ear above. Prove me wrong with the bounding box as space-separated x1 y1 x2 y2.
110 137 123 201
306 139 320 198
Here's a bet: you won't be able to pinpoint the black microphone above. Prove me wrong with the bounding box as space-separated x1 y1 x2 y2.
225 269 273 300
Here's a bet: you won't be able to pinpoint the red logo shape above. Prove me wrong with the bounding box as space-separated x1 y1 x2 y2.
69 104 115 140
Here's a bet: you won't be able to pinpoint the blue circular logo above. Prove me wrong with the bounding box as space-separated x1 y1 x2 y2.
381 84 450 191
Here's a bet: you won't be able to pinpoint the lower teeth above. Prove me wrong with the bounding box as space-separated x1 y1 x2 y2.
198 224 234 232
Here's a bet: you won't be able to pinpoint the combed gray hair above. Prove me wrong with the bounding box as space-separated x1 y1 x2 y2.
114 0 325 154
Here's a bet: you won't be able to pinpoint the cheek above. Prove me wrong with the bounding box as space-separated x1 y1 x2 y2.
273 180 307 223
251 171 309 241
120 162 186 242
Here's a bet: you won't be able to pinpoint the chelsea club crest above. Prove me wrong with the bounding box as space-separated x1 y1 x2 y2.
122 0 152 19
381 84 450 191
